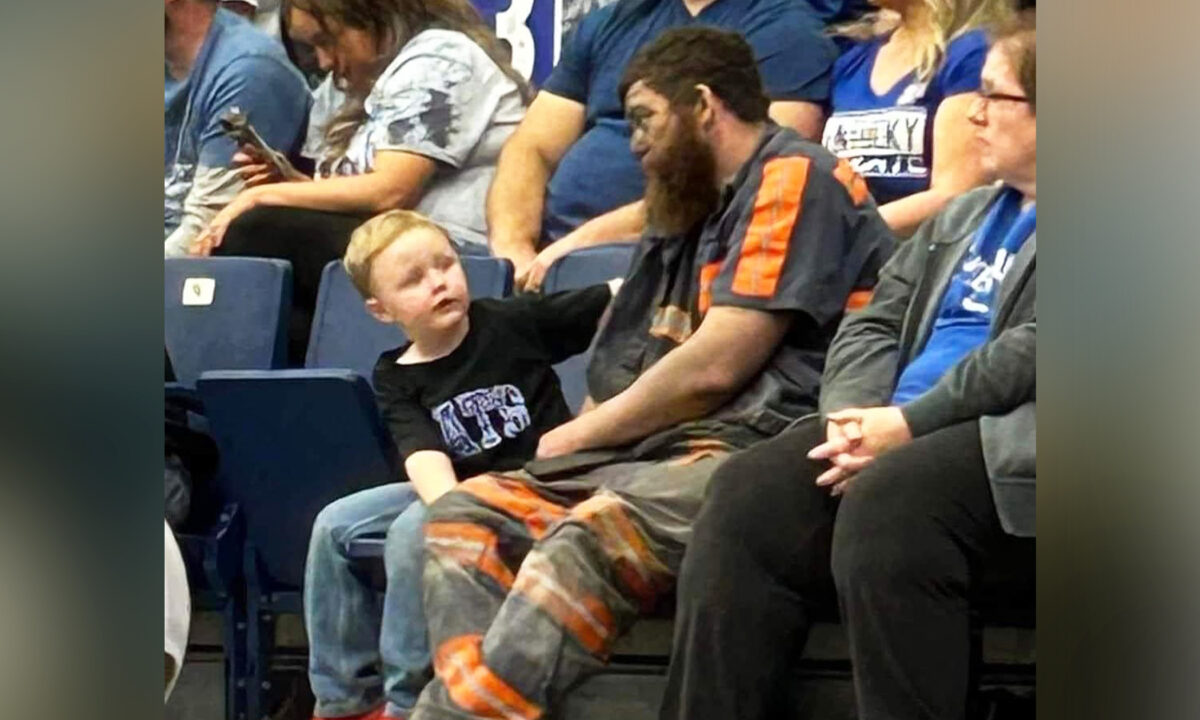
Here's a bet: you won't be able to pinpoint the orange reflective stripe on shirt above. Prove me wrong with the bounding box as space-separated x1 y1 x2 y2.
732 156 810 298
833 157 870 207
697 261 722 315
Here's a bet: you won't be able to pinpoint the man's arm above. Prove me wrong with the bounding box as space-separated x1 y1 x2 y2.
768 101 826 142
486 91 587 274
517 200 644 291
537 306 791 456
164 165 245 257
404 450 460 505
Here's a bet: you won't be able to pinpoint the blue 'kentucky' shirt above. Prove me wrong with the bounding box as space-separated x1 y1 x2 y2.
822 29 986 206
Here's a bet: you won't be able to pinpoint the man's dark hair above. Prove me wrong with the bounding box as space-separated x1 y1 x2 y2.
618 27 769 123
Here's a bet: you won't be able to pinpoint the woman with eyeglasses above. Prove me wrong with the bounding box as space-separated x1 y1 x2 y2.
822 0 1014 236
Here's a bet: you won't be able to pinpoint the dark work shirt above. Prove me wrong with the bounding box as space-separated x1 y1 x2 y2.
373 286 612 478
589 124 896 439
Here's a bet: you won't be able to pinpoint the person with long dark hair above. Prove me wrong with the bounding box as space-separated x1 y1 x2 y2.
188 0 530 361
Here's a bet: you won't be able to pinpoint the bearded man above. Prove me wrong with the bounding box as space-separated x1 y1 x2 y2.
407 27 895 720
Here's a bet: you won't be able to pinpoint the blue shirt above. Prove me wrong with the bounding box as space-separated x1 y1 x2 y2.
164 9 310 235
892 187 1036 405
539 0 837 243
803 0 871 22
822 29 986 206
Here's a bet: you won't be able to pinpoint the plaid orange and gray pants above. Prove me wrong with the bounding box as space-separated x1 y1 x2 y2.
409 436 738 720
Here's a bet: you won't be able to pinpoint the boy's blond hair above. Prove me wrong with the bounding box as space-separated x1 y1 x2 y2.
343 210 455 298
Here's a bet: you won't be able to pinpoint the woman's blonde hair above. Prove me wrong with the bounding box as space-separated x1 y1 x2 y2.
287 0 533 165
833 0 1015 83
343 209 455 298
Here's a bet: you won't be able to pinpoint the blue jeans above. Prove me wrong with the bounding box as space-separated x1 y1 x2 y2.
304 483 430 718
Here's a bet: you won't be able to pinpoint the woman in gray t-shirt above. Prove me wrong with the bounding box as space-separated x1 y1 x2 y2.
188 0 529 359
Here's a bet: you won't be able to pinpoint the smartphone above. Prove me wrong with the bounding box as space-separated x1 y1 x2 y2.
218 106 294 177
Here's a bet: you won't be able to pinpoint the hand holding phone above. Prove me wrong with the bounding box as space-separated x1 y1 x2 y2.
218 107 306 183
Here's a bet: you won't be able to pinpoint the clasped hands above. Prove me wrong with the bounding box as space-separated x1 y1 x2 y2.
808 406 912 496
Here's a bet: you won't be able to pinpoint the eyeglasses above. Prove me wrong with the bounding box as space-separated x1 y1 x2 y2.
979 90 1031 105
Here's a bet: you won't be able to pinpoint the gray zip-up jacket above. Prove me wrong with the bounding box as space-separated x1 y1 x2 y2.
819 184 1036 537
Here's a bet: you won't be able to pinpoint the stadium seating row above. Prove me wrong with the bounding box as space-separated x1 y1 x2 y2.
165 245 637 720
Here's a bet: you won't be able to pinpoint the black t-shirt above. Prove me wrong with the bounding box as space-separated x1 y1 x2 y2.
373 285 612 478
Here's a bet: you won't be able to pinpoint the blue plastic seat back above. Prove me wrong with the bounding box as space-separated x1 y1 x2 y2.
305 256 515 383
164 257 292 386
541 244 637 413
196 369 400 590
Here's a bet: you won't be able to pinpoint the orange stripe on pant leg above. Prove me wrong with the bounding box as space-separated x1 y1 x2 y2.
458 474 568 539
571 494 673 612
435 635 542 720
426 522 515 591
512 551 616 656
732 156 810 298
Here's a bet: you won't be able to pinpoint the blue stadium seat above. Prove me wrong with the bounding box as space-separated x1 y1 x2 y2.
541 244 637 413
195 255 513 720
164 257 292 386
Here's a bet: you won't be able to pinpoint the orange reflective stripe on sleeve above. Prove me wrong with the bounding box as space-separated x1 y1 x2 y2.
731 156 810 299
697 261 722 315
833 158 870 207
435 635 543 720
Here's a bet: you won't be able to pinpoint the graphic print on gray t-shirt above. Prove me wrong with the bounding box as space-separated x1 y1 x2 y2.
315 29 527 247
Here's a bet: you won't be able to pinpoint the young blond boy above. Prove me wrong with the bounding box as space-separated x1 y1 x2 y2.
303 210 615 720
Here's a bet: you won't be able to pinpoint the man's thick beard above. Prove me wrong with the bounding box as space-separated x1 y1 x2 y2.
643 117 720 237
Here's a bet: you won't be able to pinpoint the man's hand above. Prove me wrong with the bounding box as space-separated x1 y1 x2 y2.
808 407 912 495
536 419 588 459
516 234 576 293
494 240 538 285
189 186 263 256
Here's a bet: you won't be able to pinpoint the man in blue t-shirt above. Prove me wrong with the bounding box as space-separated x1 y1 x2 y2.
485 0 838 291
164 0 310 257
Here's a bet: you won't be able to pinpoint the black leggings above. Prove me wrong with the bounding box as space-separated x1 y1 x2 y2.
216 205 371 364
660 417 1033 720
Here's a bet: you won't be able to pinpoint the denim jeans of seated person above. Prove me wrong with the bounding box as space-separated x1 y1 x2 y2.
305 483 431 718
